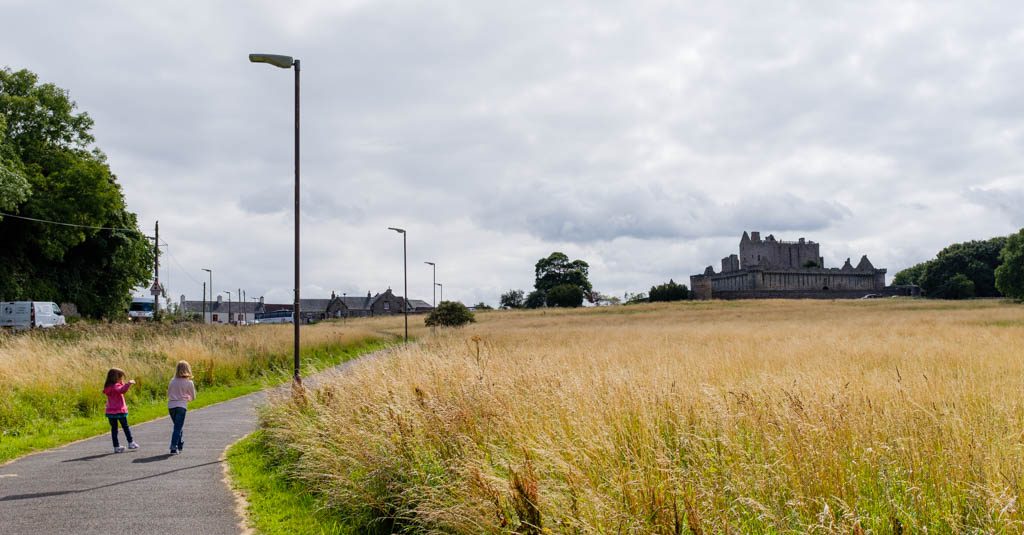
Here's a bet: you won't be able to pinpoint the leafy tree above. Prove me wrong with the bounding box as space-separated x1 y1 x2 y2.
499 289 525 309
473 302 493 310
533 252 591 307
917 237 1006 298
424 301 476 327
939 273 975 299
545 284 584 308
893 262 929 286
0 68 152 317
995 228 1024 300
649 279 690 302
524 290 546 309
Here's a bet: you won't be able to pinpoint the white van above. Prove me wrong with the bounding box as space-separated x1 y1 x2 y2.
128 297 157 321
0 301 67 331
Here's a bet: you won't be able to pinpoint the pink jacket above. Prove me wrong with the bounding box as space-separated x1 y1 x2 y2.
103 382 132 414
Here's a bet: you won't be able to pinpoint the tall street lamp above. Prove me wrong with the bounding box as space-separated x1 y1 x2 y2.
388 227 408 343
249 52 302 384
202 268 212 323
223 290 232 325
436 282 443 303
424 261 436 308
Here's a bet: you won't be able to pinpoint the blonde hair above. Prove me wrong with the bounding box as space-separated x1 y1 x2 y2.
175 360 193 379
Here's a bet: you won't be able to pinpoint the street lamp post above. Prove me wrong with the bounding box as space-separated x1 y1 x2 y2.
249 52 302 384
388 227 408 343
424 261 436 308
436 282 443 303
202 268 212 323
224 291 232 325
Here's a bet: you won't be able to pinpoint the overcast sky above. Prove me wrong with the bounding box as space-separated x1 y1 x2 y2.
3 1 1024 306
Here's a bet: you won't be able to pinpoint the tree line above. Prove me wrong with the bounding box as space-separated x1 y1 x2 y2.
894 230 1024 300
500 252 691 309
0 68 152 318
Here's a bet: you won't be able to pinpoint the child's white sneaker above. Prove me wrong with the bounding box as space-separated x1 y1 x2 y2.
127 442 140 450
114 446 125 453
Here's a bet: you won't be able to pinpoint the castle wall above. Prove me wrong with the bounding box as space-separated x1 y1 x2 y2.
740 235 820 269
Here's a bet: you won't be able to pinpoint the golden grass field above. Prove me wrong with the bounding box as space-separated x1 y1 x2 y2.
258 299 1024 533
0 321 389 434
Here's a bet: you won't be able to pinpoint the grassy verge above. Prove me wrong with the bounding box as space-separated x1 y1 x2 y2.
0 337 391 463
227 431 356 535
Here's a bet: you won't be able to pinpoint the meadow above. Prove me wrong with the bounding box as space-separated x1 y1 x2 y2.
0 320 396 461
253 299 1024 533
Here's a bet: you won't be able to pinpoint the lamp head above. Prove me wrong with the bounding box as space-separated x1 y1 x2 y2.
424 261 435 266
387 227 406 234
249 53 295 69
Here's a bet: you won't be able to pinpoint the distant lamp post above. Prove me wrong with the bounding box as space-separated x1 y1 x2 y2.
249 52 302 384
435 282 443 303
223 290 232 325
202 268 212 323
424 261 436 308
388 227 408 343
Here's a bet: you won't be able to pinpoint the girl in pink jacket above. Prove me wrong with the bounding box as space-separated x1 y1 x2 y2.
103 368 139 453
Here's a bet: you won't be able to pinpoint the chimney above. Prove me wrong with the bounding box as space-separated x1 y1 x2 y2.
367 291 371 298
331 291 336 299
259 296 264 305
751 231 761 241
216 294 222 303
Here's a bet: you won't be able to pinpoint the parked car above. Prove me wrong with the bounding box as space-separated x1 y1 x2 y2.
0 301 67 331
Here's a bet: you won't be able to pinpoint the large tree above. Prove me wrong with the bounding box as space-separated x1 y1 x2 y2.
896 237 1007 299
533 252 592 307
995 228 1024 300
0 68 152 318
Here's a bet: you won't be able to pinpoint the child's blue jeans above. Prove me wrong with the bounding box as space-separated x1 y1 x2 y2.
107 413 132 448
169 407 187 451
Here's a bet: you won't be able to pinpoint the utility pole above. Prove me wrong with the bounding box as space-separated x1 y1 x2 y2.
225 290 232 325
237 288 241 324
202 282 206 322
153 220 160 319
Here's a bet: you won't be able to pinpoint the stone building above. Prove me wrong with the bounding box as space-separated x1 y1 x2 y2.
690 231 914 300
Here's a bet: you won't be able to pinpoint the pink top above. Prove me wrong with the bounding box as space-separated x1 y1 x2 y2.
103 382 132 414
168 377 196 409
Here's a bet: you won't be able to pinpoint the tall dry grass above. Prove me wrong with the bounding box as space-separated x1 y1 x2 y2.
0 320 388 432
260 299 1024 533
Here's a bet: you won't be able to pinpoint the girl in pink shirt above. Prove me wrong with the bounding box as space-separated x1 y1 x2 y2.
102 368 138 453
167 361 196 455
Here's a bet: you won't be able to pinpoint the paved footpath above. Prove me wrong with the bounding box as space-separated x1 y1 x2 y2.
0 389 267 535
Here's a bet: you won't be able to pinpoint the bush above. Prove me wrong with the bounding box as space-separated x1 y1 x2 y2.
499 290 525 309
524 290 546 309
995 228 1024 300
546 284 584 308
649 279 690 302
425 301 476 327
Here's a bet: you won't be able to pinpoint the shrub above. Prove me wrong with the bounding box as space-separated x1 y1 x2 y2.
649 279 690 302
995 228 1024 300
524 290 546 309
425 301 476 327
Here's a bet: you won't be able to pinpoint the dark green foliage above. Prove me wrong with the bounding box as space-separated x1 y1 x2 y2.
524 290 546 309
424 301 476 327
916 237 1006 299
533 252 591 308
939 273 976 299
802 259 819 268
649 279 690 302
893 262 928 286
473 302 493 310
995 228 1024 300
500 289 525 309
545 284 584 308
0 68 152 317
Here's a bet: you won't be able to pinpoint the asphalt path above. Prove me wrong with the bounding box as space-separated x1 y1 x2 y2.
0 349 385 535
0 389 264 535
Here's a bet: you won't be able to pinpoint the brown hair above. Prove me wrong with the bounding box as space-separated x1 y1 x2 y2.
104 368 126 388
175 360 193 379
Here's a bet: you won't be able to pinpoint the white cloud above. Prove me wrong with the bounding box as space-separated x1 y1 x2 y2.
3 1 1024 305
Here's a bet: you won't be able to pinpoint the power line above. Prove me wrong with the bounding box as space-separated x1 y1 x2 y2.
0 211 141 232
165 247 203 286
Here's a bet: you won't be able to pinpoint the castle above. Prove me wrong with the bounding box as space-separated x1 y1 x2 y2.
689 231 912 300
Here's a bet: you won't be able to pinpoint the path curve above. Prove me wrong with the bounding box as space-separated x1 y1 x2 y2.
0 352 384 535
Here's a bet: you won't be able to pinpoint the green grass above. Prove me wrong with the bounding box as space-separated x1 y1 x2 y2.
227 431 356 535
0 338 391 463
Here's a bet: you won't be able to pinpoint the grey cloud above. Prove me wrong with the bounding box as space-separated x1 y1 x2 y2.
965 187 1024 226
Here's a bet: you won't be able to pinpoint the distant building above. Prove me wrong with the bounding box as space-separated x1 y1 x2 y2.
690 231 919 299
179 288 433 323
